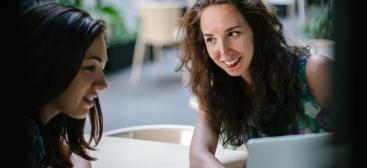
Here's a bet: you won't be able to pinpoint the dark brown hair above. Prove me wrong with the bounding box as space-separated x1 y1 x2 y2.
177 0 306 146
21 2 105 167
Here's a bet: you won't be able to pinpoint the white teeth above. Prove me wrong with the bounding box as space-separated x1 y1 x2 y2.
224 57 239 65
85 96 94 101
84 95 97 101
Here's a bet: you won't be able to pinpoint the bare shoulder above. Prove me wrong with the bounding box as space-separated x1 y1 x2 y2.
305 54 334 107
306 54 334 69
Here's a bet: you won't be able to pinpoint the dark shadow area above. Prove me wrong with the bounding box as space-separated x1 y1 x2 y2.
332 1 361 168
105 40 136 74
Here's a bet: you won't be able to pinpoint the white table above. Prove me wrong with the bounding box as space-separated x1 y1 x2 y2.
89 136 247 168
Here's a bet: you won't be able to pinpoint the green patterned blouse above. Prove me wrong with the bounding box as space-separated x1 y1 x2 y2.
244 53 330 142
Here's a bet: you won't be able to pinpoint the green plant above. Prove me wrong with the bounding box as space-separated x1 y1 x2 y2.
45 0 135 44
304 5 334 39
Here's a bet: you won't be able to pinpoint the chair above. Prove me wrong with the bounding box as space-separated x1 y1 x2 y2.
306 39 335 60
130 1 186 85
103 124 247 167
103 124 194 145
291 39 335 60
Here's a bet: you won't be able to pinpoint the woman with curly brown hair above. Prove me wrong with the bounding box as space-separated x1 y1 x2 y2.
176 0 333 167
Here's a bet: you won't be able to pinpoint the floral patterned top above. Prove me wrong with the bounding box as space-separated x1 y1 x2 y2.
25 117 46 168
244 52 330 143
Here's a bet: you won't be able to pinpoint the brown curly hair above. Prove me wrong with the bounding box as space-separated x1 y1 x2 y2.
177 0 307 146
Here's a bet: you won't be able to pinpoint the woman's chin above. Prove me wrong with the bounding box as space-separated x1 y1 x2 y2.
67 110 89 120
226 71 241 77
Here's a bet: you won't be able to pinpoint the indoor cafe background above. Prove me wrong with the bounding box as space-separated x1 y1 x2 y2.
43 0 334 133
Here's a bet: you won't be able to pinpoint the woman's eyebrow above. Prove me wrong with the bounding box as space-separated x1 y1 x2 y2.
86 55 102 62
203 25 241 37
225 25 241 32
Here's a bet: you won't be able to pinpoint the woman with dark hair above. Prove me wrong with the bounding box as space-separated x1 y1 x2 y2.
176 0 333 167
21 2 108 168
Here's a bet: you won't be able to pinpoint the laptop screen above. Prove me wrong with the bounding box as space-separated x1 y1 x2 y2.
246 133 333 168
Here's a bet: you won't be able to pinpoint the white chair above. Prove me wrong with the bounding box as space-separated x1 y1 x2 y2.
103 124 194 145
103 124 247 167
291 39 335 60
130 1 186 85
306 39 335 60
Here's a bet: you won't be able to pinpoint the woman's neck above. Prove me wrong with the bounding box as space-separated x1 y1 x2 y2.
39 103 60 125
241 74 252 85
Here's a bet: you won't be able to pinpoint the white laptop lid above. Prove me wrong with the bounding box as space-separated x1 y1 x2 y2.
246 133 333 168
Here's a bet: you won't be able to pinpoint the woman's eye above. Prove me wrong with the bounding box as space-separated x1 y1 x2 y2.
205 37 216 44
83 66 96 72
229 31 240 37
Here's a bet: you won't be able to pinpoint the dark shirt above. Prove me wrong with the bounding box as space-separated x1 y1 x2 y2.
24 117 46 168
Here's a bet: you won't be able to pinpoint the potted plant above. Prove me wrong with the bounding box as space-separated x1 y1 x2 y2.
45 0 137 73
303 1 335 58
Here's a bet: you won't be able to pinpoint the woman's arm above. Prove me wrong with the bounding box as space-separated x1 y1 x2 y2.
306 54 334 107
190 109 226 168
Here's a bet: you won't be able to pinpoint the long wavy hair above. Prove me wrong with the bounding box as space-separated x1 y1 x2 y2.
21 3 105 167
177 0 307 146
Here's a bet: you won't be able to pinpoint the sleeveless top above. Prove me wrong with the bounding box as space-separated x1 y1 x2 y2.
244 53 330 143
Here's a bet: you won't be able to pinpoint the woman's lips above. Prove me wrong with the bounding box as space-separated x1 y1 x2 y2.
83 97 95 108
223 57 241 69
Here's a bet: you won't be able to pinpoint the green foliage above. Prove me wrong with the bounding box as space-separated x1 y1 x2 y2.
84 4 135 44
304 5 334 39
45 0 135 44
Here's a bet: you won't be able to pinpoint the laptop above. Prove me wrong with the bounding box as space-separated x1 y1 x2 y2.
246 133 334 168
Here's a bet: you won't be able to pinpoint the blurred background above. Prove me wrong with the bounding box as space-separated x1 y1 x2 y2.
37 0 335 132
22 0 359 167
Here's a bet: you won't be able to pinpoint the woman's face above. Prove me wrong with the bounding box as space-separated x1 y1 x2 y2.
200 4 254 82
43 34 108 123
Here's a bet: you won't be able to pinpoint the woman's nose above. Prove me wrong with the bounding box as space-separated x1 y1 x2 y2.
94 72 108 92
218 39 230 56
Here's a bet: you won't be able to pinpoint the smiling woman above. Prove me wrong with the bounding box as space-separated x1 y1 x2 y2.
42 34 108 122
176 0 333 167
200 4 254 83
20 2 108 168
